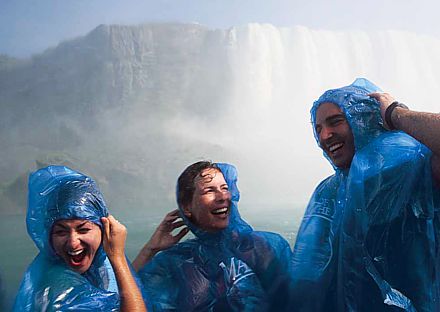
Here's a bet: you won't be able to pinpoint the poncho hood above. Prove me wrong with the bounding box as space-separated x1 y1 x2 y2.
311 78 386 170
27 165 109 266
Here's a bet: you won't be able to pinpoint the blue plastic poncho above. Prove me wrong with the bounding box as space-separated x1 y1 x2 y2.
138 163 293 311
291 78 440 312
14 166 120 311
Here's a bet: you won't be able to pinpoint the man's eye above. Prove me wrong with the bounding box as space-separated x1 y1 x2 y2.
78 228 91 234
329 118 344 126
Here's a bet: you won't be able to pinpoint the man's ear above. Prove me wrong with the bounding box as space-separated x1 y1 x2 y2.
182 204 192 218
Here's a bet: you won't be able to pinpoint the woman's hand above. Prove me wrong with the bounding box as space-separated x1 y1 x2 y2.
101 215 127 261
132 209 189 271
101 215 147 311
147 209 189 253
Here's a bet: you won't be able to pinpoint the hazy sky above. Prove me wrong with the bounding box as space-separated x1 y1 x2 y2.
1 0 440 57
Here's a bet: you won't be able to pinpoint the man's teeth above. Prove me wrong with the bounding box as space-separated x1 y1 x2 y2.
329 143 343 152
68 249 84 256
212 207 228 214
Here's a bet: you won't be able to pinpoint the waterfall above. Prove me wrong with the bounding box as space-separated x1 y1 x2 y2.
2 22 440 311
1 23 440 210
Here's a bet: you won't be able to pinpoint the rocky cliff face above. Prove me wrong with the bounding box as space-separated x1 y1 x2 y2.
1 23 440 214
0 24 232 129
0 23 236 214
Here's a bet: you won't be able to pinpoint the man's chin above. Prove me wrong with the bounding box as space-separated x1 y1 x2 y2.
334 160 351 170
330 156 348 169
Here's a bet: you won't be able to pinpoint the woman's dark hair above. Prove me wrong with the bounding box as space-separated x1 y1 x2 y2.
177 161 219 208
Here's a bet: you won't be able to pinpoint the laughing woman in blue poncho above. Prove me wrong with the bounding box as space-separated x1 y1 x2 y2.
291 79 440 311
14 166 146 312
135 161 293 311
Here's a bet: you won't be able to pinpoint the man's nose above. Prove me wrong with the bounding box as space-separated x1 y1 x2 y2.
320 126 333 141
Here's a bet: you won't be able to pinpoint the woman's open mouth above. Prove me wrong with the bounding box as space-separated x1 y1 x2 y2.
67 249 87 266
212 207 228 216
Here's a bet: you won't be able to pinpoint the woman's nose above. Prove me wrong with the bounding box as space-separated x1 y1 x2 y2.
67 232 81 249
216 189 231 202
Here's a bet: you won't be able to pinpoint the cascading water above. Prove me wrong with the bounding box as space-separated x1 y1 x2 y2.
1 23 440 310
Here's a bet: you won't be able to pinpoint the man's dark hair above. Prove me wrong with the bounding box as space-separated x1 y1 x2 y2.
177 161 219 208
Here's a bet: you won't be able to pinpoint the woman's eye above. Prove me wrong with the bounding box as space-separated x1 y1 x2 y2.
53 230 67 236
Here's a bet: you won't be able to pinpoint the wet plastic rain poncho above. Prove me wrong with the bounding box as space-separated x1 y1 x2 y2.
291 78 440 312
138 163 293 311
15 166 122 311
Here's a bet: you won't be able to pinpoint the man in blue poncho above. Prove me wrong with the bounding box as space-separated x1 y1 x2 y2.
135 161 294 311
14 166 146 311
291 78 440 311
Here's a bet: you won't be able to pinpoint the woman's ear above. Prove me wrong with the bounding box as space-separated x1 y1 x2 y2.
182 205 192 218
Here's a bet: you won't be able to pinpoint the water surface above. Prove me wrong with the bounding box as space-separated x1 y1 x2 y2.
0 204 303 310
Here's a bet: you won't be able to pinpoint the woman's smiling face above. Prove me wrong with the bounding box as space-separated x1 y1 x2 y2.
51 219 102 274
183 168 231 232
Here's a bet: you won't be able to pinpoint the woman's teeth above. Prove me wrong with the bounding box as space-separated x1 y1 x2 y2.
68 249 84 256
212 207 228 215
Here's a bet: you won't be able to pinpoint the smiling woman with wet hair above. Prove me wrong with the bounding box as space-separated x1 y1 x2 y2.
177 161 231 232
135 161 294 311
14 166 146 312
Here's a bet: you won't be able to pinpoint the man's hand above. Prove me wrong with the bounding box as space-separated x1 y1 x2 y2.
370 92 440 184
368 92 396 128
101 215 127 260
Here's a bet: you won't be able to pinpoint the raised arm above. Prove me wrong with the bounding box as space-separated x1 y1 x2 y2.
132 209 189 272
369 92 440 185
102 215 147 312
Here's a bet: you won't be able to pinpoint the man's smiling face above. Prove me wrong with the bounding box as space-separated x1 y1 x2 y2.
315 102 355 170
